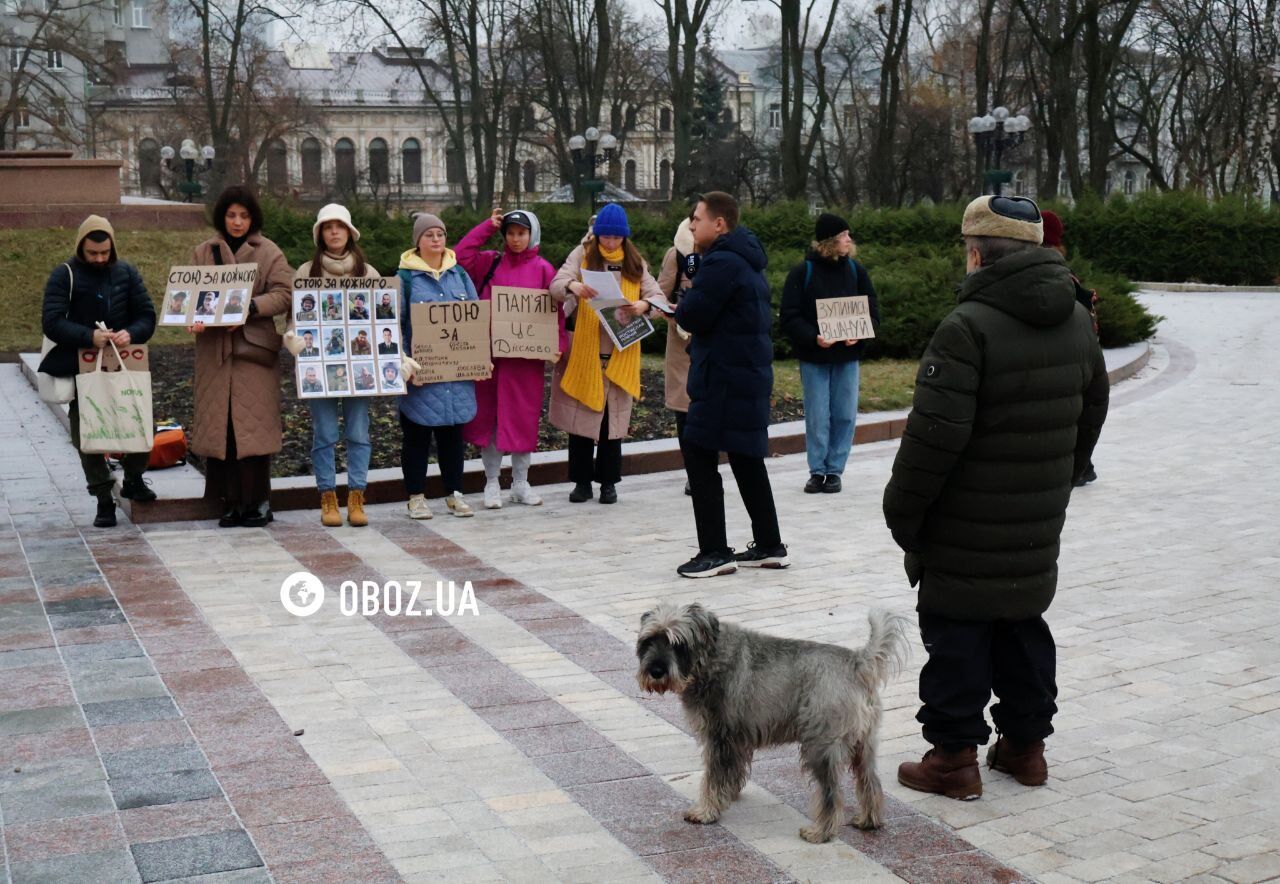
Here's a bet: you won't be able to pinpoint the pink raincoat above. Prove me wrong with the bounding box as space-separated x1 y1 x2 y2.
457 218 568 453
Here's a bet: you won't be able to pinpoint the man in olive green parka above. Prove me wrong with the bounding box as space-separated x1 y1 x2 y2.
885 195 1109 799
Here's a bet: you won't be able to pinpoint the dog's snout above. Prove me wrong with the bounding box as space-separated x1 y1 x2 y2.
647 662 668 680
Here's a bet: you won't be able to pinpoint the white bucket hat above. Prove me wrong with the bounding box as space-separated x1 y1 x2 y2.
312 203 361 246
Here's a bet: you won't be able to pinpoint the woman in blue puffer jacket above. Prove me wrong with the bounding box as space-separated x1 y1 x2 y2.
397 212 479 519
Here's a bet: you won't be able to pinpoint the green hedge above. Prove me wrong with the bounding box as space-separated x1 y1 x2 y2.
261 196 1163 361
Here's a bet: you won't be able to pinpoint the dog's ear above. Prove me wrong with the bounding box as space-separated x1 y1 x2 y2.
639 609 655 627
685 603 719 647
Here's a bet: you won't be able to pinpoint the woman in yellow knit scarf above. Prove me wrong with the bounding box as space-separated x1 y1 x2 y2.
548 204 669 505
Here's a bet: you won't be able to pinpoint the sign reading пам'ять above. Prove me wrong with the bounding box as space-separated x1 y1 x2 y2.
490 286 558 360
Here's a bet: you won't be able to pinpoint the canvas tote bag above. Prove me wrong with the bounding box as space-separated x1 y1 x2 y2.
75 324 154 454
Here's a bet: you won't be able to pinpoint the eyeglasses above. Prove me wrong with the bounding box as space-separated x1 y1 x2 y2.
988 196 1042 223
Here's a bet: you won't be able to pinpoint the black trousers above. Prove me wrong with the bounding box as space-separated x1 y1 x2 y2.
568 404 622 486
68 400 149 498
203 407 271 507
683 441 781 555
400 414 464 495
917 611 1058 748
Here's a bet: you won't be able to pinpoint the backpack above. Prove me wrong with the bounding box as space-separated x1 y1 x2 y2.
148 423 188 469
804 259 858 293
478 254 502 293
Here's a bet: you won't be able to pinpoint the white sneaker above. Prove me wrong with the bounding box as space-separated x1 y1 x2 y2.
483 479 503 509
445 491 474 518
509 481 543 506
406 494 432 520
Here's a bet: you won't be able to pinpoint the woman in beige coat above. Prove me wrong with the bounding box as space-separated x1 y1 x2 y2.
188 185 293 527
548 203 667 505
655 217 698 495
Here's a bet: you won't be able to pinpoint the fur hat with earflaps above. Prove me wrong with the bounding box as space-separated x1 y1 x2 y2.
961 195 1043 244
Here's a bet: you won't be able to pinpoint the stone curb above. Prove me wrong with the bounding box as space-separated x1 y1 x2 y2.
18 342 1151 524
1136 282 1280 293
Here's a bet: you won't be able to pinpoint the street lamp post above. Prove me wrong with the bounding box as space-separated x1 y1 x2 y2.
567 128 619 210
161 138 216 202
967 107 1031 196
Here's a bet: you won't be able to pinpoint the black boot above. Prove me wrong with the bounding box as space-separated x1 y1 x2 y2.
569 482 593 503
121 476 157 502
599 484 617 504
93 495 117 528
240 500 274 528
218 506 242 528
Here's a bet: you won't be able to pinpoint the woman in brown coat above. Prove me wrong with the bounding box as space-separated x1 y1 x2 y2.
188 185 293 527
655 217 698 495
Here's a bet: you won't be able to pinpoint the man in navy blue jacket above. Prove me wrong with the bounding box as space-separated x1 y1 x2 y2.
673 192 788 578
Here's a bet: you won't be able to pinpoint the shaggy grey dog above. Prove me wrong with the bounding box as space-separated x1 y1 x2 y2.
636 601 909 843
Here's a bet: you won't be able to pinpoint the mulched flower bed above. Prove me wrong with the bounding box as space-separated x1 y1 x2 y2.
148 345 806 479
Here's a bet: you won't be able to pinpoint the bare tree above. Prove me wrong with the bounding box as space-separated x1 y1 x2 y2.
652 0 724 198
868 0 913 205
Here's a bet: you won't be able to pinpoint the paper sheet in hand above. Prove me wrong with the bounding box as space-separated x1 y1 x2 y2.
579 269 625 300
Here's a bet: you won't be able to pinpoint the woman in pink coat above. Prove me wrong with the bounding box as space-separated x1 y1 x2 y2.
457 208 566 509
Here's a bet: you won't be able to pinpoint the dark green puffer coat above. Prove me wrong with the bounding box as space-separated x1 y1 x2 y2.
882 247 1109 621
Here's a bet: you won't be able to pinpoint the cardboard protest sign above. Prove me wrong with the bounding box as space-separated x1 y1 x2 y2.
292 277 405 398
409 301 492 384
161 265 257 326
490 286 558 360
816 296 876 342
78 344 149 373
590 297 654 352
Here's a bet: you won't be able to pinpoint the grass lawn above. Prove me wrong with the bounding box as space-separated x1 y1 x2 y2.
1 227 209 352
640 353 916 413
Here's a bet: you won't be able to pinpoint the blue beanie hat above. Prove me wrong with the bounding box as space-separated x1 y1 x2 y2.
593 203 630 238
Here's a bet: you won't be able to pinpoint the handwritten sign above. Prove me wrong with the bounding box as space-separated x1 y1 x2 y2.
161 265 258 326
816 296 875 342
490 286 558 360
410 301 492 384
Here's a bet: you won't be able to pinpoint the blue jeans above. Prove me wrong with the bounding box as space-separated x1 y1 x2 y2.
800 360 860 476
309 397 371 491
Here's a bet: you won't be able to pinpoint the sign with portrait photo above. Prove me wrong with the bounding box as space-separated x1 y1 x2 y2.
292 276 405 399
161 265 258 326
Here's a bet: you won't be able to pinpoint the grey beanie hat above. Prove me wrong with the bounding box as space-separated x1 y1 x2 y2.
412 212 446 245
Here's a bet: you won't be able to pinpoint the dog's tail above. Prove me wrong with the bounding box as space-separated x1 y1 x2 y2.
857 609 911 691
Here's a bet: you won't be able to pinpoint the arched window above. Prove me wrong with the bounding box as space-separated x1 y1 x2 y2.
522 160 537 194
368 137 389 188
300 137 322 189
624 159 636 193
266 139 287 192
402 138 422 185
335 138 356 193
138 137 160 194
1123 169 1135 195
659 107 671 132
658 159 670 196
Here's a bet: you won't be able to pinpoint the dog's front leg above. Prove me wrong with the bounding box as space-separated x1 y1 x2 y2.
684 738 747 825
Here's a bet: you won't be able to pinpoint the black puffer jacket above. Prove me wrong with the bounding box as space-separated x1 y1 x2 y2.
40 257 155 376
779 253 880 363
882 248 1109 621
675 226 773 458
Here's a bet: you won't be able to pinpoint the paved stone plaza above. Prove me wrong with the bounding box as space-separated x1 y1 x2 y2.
1 290 1277 883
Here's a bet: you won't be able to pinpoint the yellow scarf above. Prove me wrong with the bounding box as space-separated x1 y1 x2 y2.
560 245 642 409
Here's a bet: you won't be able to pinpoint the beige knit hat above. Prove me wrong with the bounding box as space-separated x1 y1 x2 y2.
961 195 1043 244
412 212 446 245
312 203 361 246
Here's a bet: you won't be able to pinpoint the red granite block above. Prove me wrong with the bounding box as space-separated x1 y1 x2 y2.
217 754 329 798
609 811 740 857
890 850 1031 883
1 663 67 692
0 727 96 767
534 746 649 788
269 852 400 884
163 666 256 699
502 722 612 757
429 661 538 708
36 583 113 603
250 817 384 866
0 679 76 712
476 699 580 732
0 585 38 604
840 813 978 866
644 844 790 883
231 784 352 827
91 719 194 754
137 629 226 656
119 797 240 845
567 776 687 820
198 732 309 768
4 813 126 862
56 623 135 645
148 647 239 674
0 630 53 652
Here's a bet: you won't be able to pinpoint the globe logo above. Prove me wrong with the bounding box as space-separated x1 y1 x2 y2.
280 571 325 617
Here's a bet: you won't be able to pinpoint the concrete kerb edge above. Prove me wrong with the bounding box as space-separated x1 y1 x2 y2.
1135 281 1280 293
18 342 1153 524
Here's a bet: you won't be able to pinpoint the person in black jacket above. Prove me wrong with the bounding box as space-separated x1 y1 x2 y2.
884 196 1108 800
779 213 880 495
674 192 787 578
40 215 158 527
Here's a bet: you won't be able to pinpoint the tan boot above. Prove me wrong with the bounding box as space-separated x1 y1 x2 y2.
320 490 341 527
346 489 368 527
897 746 982 800
987 737 1047 786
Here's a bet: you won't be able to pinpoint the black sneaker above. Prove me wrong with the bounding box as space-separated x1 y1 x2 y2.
599 484 617 504
677 549 738 579
569 482 593 503
804 474 825 494
735 542 789 569
93 496 117 528
121 477 157 502
822 475 842 494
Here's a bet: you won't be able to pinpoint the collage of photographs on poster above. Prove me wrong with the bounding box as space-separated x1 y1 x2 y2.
293 278 405 398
